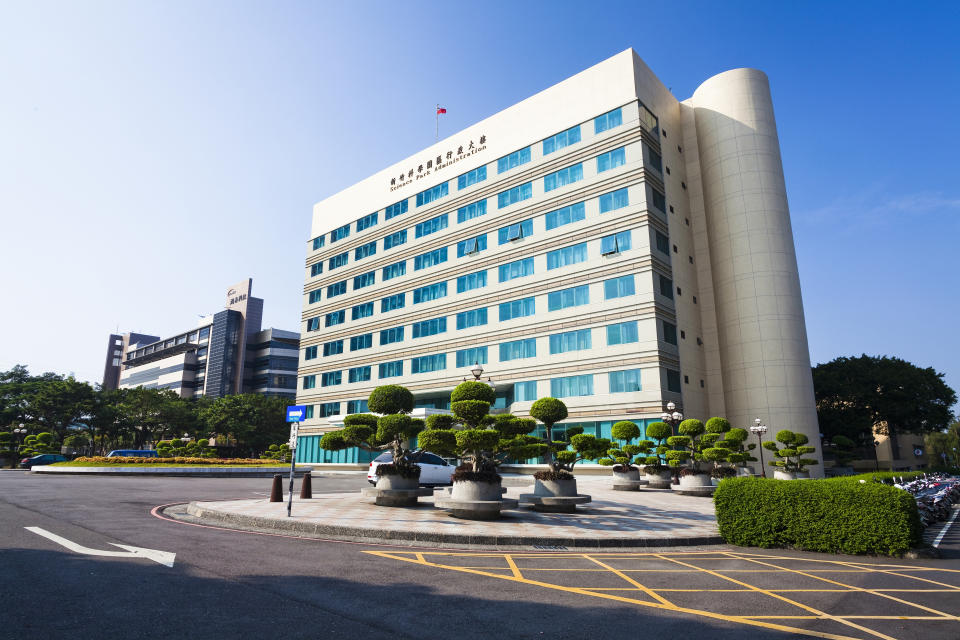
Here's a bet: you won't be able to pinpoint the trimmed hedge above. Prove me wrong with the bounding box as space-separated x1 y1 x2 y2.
713 477 922 556
67 456 279 466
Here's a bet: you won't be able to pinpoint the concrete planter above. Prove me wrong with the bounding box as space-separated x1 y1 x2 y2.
774 470 797 481
450 479 502 501
796 470 811 479
435 479 517 520
678 473 712 489
612 467 641 483
645 469 673 489
533 477 579 497
736 466 755 477
376 473 419 491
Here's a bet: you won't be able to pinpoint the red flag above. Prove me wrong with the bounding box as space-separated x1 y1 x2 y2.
436 107 447 114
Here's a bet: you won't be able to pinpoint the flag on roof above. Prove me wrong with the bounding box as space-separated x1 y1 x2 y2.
436 106 447 114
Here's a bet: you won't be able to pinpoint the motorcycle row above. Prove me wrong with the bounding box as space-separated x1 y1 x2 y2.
891 473 960 528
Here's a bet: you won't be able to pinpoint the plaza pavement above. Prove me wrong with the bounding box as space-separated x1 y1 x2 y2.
175 475 721 549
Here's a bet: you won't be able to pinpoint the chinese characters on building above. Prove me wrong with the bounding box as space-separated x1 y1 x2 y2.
390 135 487 192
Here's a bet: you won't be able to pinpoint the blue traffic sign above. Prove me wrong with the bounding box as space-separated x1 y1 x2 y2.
286 405 307 423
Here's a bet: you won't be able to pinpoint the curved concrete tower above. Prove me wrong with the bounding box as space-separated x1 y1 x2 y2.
686 69 822 472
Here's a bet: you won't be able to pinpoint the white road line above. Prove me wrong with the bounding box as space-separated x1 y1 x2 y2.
25 526 176 567
932 507 960 548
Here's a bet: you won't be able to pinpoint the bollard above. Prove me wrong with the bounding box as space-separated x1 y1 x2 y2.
299 471 312 499
269 473 283 502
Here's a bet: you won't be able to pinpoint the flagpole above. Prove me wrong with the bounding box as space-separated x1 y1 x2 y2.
436 104 439 142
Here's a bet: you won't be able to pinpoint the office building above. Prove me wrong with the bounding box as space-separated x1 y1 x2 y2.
103 279 299 399
294 50 822 470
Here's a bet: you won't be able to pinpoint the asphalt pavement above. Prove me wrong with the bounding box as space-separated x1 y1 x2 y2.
2 471 959 640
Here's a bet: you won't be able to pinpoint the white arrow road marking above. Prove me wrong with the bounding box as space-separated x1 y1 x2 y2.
25 527 176 567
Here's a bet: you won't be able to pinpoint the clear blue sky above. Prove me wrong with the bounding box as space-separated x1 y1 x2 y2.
1 1 957 407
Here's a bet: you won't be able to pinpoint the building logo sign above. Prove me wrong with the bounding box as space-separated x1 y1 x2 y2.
390 135 488 192
229 294 247 305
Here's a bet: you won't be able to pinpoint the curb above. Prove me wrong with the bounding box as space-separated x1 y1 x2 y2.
33 466 312 478
175 501 724 550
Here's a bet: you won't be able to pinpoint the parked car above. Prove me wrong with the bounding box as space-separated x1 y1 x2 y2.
20 454 68 468
106 450 159 458
367 451 454 486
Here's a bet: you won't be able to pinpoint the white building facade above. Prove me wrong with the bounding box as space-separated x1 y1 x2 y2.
294 50 821 471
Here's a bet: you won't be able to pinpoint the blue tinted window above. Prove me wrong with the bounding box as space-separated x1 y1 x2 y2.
322 340 343 357
594 107 623 134
321 371 342 387
456 270 487 293
543 163 583 192
547 285 589 311
545 202 585 231
411 353 446 374
412 317 446 338
497 182 533 208
546 243 587 269
457 166 487 190
543 125 581 155
497 218 533 244
597 147 626 173
310 263 323 277
378 360 403 378
382 260 406 281
385 200 408 220
551 374 594 397
346 399 369 414
604 274 635 299
499 338 536 361
304 345 318 360
655 231 670 254
384 230 407 250
497 147 531 173
351 302 374 320
609 369 643 393
328 252 349 270
349 334 372 351
311 236 325 250
348 366 371 383
499 297 535 321
457 200 487 223
325 310 345 327
415 213 448 238
317 402 339 418
354 241 377 261
413 282 448 304
601 230 632 255
354 271 376 290
327 280 347 298
380 326 404 345
455 346 488 368
330 224 350 243
415 182 449 207
607 321 639 345
302 375 316 389
414 247 447 271
659 274 674 299
306 317 320 332
666 369 682 393
663 321 678 345
498 258 534 282
356 212 378 232
599 188 630 213
455 308 488 330
549 329 592 354
514 381 537 402
381 293 405 313
650 188 666 212
308 290 322 304
456 234 487 257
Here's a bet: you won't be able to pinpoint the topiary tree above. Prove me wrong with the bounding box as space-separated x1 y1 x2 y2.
702 417 734 477
529 397 568 465
547 433 612 478
763 429 819 473
20 432 59 457
320 386 424 479
418 381 545 482
666 419 711 474
642 421 672 471
600 421 644 471
716 427 756 472
827 434 858 467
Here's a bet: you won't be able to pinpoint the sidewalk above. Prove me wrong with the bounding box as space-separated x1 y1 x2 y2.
173 476 721 550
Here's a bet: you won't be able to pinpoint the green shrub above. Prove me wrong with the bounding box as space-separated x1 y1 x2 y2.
367 385 414 415
450 380 495 405
713 477 922 556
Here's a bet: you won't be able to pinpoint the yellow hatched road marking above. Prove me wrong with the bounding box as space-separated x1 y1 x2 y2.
503 554 524 579
830 559 960 590
655 553 898 640
725 553 959 621
364 550 862 640
581 554 674 606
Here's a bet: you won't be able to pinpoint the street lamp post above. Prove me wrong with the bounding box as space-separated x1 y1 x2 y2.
872 440 881 472
11 424 27 467
750 418 768 478
661 402 683 483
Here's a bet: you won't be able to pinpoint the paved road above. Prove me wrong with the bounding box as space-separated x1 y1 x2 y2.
2 471 959 640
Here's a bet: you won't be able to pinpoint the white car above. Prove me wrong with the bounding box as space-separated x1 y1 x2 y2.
367 451 454 486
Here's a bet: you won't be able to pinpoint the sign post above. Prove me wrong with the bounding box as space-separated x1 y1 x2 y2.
285 405 306 517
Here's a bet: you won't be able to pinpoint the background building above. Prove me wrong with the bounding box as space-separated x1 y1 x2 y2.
102 279 299 399
294 49 822 470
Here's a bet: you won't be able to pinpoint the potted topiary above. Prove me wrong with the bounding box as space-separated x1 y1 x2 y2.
598 421 646 489
419 381 545 518
763 429 819 479
641 421 673 488
518 427 608 511
716 427 757 476
703 417 735 485
320 385 425 492
665 419 716 490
